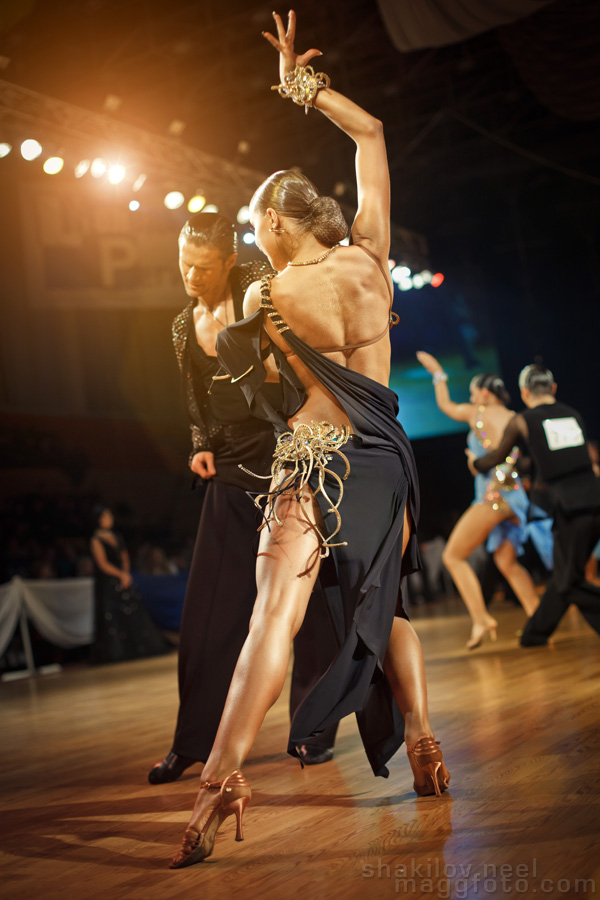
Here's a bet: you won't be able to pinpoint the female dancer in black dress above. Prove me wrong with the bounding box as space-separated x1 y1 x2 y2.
90 507 167 664
169 11 449 869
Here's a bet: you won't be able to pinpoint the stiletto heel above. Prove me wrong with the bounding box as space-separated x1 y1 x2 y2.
230 796 249 841
406 737 450 798
169 769 251 869
466 619 498 650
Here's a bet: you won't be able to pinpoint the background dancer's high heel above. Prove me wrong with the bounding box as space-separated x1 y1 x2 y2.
406 737 450 797
169 770 251 869
466 619 498 650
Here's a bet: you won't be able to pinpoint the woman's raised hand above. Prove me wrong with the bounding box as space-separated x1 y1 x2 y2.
416 351 443 375
263 10 322 83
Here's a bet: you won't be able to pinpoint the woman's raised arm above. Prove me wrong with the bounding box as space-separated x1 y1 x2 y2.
263 10 390 261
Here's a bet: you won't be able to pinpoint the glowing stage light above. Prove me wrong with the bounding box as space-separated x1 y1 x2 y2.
43 156 64 174
90 157 107 178
397 277 413 292
75 159 90 177
129 200 140 211
420 269 432 284
236 205 251 224
132 173 146 192
203 204 219 213
108 164 125 184
164 191 185 209
0 142 11 158
388 259 396 270
242 232 255 245
431 273 445 287
187 194 206 213
412 274 424 289
21 139 42 160
391 265 411 284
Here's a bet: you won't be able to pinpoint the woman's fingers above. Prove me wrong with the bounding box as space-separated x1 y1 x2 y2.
297 48 323 67
262 29 282 51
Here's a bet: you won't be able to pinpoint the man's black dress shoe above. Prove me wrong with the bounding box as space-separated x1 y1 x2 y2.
296 744 334 766
147 751 197 784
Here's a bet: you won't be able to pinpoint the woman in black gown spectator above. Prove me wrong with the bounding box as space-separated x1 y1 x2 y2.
90 506 168 664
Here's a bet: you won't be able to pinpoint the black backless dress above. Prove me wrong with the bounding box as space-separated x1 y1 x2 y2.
215 265 421 778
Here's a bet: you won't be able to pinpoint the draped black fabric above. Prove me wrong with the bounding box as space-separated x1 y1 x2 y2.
216 310 422 777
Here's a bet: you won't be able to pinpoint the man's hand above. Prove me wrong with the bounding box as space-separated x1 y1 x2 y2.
190 451 217 479
465 448 478 476
119 572 133 589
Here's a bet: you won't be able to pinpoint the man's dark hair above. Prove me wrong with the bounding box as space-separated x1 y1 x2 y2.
178 212 238 257
518 364 555 396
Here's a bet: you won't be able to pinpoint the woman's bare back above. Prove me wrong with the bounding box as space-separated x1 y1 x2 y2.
469 404 516 448
262 244 392 427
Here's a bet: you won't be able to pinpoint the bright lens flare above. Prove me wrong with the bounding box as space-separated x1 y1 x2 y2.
187 195 206 213
164 191 185 209
21 139 42 160
108 164 125 184
0 142 12 158
91 158 107 178
43 156 64 174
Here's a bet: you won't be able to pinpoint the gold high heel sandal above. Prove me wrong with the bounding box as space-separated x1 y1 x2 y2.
169 770 251 869
406 737 450 798
466 620 498 650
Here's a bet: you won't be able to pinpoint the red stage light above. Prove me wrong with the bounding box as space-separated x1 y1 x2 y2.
431 273 444 287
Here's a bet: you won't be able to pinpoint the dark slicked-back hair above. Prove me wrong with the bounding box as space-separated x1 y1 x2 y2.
518 364 555 396
178 212 237 257
473 373 511 406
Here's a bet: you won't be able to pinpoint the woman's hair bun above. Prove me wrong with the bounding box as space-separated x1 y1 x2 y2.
308 195 348 246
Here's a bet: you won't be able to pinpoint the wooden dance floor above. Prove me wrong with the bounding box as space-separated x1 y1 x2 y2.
2 598 599 900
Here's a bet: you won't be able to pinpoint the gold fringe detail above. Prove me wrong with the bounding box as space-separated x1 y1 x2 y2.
239 421 351 558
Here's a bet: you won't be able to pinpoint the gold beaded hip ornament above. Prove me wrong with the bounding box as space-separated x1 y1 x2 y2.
271 64 331 114
240 421 350 557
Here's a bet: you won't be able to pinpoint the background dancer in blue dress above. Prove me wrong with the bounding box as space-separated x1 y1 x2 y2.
168 10 449 870
416 354 548 648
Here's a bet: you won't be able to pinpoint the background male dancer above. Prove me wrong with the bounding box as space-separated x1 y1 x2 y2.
468 364 600 646
149 213 337 783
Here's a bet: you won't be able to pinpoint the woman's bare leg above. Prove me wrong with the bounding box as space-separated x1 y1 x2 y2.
441 504 508 645
187 487 324 824
493 540 540 618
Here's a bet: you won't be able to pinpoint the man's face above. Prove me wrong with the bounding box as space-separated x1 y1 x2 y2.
178 241 234 298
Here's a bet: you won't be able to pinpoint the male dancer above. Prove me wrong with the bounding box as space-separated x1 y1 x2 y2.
468 364 600 646
149 213 337 783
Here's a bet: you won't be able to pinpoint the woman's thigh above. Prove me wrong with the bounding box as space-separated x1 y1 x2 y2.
445 503 512 560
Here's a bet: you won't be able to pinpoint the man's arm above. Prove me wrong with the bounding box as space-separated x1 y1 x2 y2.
468 414 528 475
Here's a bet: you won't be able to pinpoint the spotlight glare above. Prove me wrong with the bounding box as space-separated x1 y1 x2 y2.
43 156 64 175
74 159 90 178
420 269 433 284
90 157 107 178
391 265 411 284
0 142 12 158
129 200 140 211
108 164 126 184
242 232 255 245
388 259 396 270
237 205 251 224
412 274 424 289
203 204 219 213
187 194 206 213
431 272 445 287
132 173 146 192
164 190 185 210
398 277 413 292
21 139 42 160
